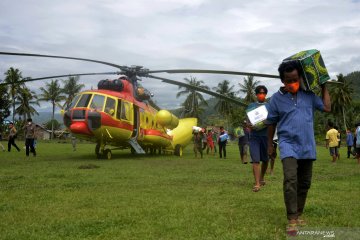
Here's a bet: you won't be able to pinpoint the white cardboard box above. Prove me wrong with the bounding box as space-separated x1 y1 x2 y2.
246 105 268 130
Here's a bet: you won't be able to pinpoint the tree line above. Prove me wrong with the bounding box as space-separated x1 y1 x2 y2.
0 67 84 139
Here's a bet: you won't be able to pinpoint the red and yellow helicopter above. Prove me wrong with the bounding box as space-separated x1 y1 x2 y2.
0 51 279 159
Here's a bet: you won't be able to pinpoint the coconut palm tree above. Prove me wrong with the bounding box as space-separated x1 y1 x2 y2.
15 87 40 122
0 85 11 124
176 76 209 119
329 74 353 130
238 75 260 103
4 67 24 122
212 80 236 117
40 80 66 139
62 76 85 109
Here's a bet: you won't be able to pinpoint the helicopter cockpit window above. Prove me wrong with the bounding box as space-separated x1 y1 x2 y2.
104 97 116 116
90 95 105 111
67 94 80 110
76 94 92 108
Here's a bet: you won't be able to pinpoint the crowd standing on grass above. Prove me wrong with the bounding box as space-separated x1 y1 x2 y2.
266 60 331 233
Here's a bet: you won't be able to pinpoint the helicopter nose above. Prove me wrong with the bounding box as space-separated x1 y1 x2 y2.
70 122 92 135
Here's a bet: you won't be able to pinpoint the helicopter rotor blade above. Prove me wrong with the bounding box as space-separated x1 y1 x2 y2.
148 69 279 79
0 72 120 86
147 74 247 107
0 52 126 70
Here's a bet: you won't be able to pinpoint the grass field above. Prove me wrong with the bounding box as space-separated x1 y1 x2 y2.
0 140 359 240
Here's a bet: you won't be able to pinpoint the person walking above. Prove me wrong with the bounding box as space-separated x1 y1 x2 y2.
71 134 77 151
268 129 278 175
267 60 331 233
206 129 215 155
8 122 20 152
334 126 341 160
24 118 37 157
212 129 218 153
326 122 339 163
346 129 354 158
218 126 228 159
0 132 6 152
247 85 269 192
238 120 250 164
355 123 360 164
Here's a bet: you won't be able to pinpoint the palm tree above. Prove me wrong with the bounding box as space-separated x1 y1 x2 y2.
176 76 209 119
15 87 40 121
0 85 11 124
212 80 236 117
62 76 85 109
329 74 353 130
40 80 66 139
4 67 24 122
238 75 260 103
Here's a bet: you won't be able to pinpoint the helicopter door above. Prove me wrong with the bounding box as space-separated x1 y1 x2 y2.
132 105 139 138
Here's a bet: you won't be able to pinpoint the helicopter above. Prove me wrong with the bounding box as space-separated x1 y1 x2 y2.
0 51 280 159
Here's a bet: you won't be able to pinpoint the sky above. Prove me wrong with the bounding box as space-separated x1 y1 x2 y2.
0 0 359 111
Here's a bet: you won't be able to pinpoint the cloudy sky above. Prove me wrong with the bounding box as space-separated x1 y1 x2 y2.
0 0 359 111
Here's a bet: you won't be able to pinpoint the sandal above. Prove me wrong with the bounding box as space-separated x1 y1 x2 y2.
252 185 261 192
297 218 306 226
260 180 266 186
286 223 298 236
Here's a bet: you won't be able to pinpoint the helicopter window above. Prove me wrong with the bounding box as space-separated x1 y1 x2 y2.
76 94 92 108
121 102 130 120
68 95 80 110
90 95 105 111
104 97 116 116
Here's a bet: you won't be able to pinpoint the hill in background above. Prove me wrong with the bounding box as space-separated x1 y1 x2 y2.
345 71 360 100
32 112 63 126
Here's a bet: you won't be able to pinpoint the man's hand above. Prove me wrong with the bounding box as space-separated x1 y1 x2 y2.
268 142 274 157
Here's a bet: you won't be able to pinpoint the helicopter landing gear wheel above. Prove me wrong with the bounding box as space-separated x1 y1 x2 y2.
104 149 112 160
174 144 183 156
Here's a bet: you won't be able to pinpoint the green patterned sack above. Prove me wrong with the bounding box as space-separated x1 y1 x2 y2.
283 49 330 91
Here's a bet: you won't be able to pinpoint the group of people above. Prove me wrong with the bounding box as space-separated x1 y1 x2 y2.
326 122 360 164
192 126 229 159
215 60 331 233
1 118 37 157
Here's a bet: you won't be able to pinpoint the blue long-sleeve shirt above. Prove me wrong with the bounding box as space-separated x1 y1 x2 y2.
346 132 354 146
266 88 324 160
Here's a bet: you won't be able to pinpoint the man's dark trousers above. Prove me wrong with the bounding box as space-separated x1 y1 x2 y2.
282 157 313 220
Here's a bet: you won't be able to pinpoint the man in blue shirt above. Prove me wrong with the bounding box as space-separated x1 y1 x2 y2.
346 129 353 158
238 119 250 164
247 85 269 192
266 61 331 230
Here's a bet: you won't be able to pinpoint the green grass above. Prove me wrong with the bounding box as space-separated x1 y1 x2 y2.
0 141 359 240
